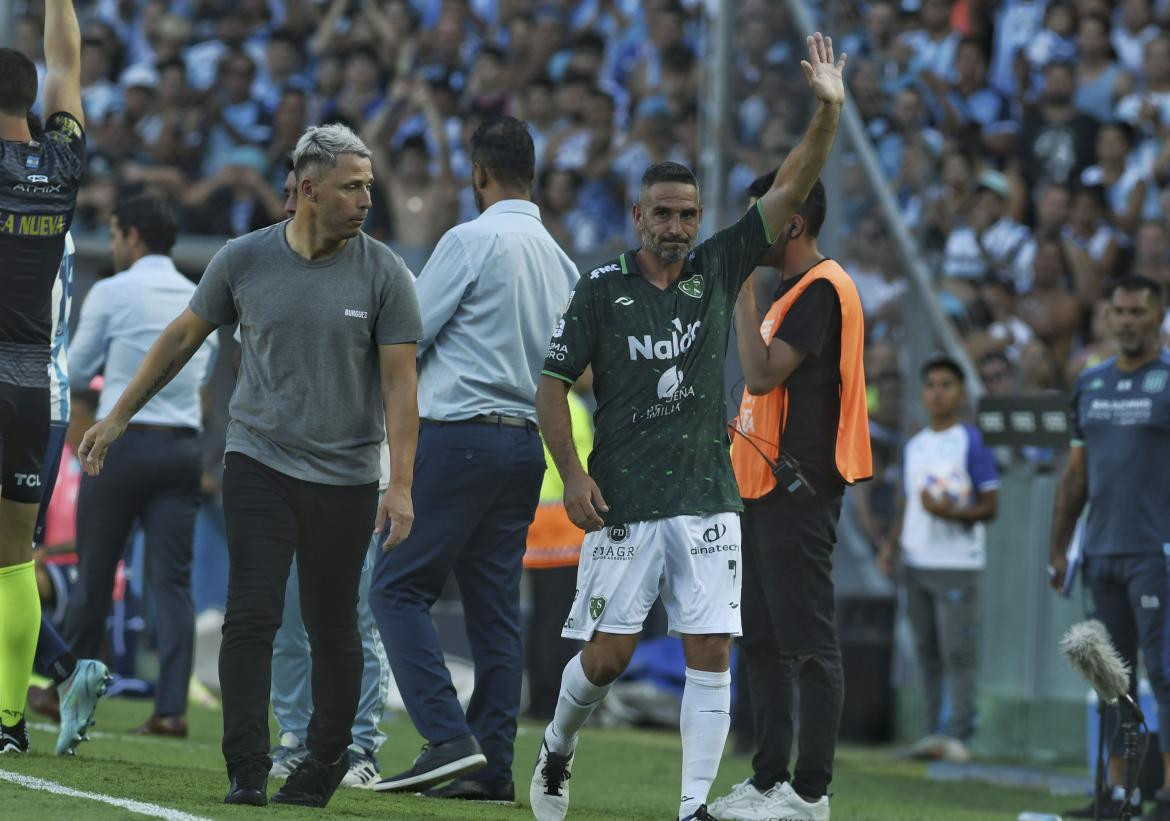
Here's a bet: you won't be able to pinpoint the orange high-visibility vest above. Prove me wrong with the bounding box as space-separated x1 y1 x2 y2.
731 259 873 499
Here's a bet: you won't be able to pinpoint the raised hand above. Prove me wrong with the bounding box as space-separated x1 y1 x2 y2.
800 32 847 107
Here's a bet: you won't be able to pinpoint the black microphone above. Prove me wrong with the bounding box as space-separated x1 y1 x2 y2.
1060 620 1145 723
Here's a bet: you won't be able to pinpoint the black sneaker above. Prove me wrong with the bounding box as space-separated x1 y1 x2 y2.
0 719 29 754
271 750 350 808
422 777 516 803
372 735 487 793
1066 794 1138 818
224 767 268 806
679 805 716 820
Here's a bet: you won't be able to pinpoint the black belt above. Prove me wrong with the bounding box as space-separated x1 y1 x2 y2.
421 414 538 432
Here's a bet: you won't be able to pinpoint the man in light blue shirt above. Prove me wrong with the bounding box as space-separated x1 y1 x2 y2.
65 194 217 738
371 116 578 802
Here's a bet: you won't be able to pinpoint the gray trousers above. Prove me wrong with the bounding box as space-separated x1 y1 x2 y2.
903 565 981 742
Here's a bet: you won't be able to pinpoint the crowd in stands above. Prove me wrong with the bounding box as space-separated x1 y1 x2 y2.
12 0 725 260
11 0 1169 452
835 0 1170 397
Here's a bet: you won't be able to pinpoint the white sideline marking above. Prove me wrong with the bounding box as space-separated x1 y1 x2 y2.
0 770 213 821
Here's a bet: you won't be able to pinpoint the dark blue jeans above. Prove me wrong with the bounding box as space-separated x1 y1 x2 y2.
66 427 201 717
371 421 544 784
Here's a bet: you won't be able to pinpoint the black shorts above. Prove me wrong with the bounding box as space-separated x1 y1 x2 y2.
0 382 50 503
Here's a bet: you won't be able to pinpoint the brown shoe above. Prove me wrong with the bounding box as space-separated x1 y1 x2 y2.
27 685 61 723
130 715 188 738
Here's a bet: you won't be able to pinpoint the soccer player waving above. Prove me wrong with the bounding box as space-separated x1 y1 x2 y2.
531 32 847 821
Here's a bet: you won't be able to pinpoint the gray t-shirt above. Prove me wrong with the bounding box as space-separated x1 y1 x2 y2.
190 222 421 485
1072 351 1170 556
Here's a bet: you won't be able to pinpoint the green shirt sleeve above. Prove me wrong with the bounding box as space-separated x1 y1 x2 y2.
542 276 597 384
699 200 774 296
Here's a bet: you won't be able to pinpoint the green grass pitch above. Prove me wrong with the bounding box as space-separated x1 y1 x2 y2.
0 697 1076 819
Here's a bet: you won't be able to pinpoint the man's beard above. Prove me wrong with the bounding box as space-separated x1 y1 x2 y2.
641 227 693 263
1118 334 1150 358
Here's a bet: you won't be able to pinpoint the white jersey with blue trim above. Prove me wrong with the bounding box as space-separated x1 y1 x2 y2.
49 231 74 423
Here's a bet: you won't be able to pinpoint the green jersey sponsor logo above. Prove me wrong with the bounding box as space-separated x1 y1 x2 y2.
678 274 704 298
1088 377 1106 390
589 596 607 621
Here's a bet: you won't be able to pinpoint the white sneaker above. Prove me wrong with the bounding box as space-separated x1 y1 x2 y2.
269 732 308 778
529 738 574 821
765 782 830 821
903 734 947 760
939 737 971 763
708 778 776 820
341 746 380 788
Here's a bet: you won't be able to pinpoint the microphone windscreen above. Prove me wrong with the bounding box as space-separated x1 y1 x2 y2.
1061 620 1131 703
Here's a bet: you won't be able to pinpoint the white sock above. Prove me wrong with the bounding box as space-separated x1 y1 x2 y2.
545 653 611 756
679 667 731 819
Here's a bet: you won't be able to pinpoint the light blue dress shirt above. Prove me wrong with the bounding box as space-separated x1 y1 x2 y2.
415 199 579 423
70 254 218 429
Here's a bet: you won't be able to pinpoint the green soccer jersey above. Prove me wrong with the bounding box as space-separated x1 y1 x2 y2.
543 202 775 525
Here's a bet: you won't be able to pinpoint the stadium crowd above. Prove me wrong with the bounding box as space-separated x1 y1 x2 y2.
8 0 1166 400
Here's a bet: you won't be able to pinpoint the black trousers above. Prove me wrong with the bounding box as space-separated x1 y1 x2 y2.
740 489 844 799
219 452 377 775
66 427 201 717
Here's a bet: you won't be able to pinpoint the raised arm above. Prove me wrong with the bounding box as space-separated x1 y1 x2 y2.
734 275 807 394
42 0 84 127
78 309 217 474
756 33 846 237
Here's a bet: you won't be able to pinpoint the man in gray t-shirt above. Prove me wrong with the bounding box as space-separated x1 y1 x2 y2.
78 124 421 809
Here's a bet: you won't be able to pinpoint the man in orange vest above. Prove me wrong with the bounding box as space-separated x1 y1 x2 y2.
712 172 871 821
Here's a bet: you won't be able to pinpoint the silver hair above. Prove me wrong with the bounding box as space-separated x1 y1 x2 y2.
291 124 372 181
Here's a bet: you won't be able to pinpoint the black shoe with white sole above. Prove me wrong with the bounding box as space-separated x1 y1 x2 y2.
0 719 29 754
371 735 487 793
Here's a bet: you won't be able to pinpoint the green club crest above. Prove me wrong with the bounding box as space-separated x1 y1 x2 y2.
589 596 607 621
677 274 704 299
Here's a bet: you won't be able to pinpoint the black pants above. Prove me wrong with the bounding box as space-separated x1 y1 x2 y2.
740 489 844 799
66 427 201 716
219 453 377 775
525 564 581 719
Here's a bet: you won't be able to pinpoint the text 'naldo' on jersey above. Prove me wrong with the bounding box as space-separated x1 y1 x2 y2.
542 203 773 526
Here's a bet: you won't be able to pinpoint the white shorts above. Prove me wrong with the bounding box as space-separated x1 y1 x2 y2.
561 512 742 641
